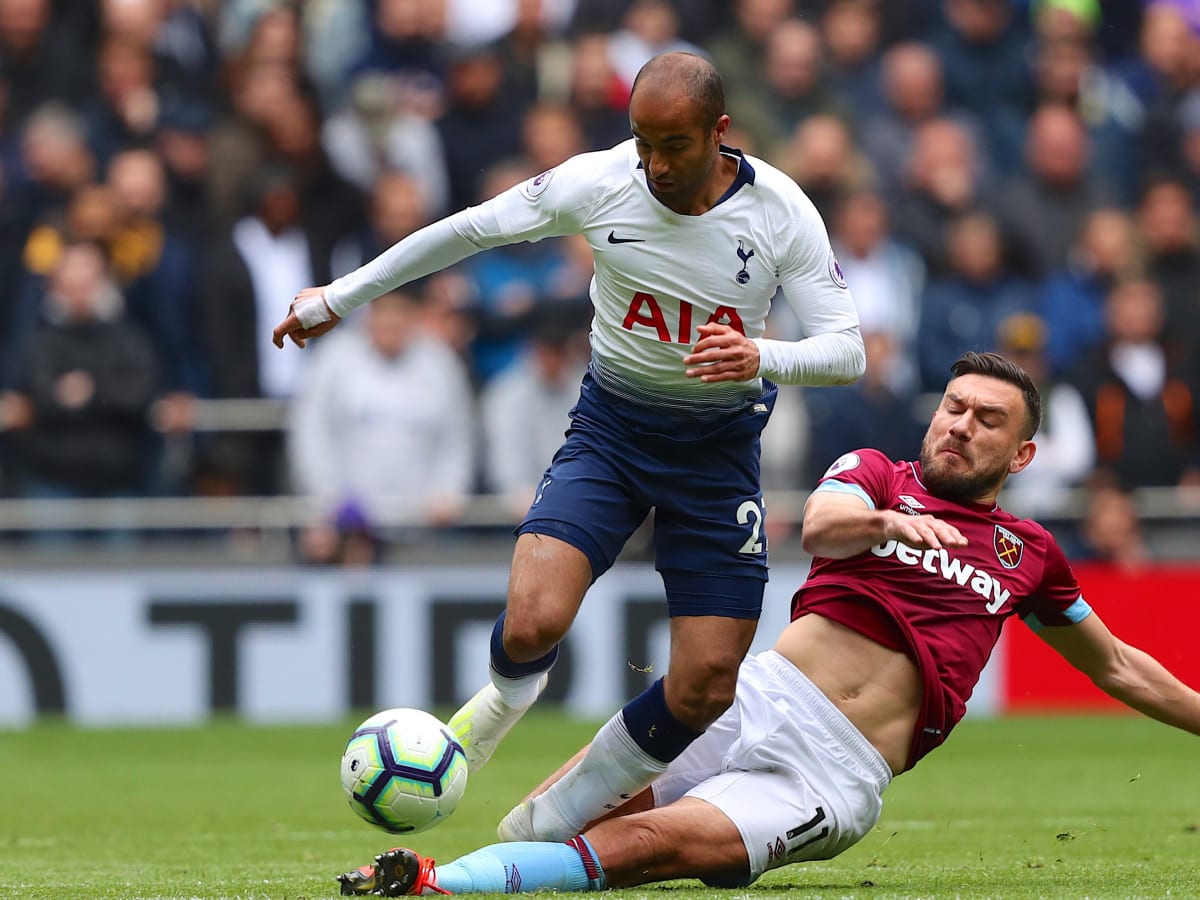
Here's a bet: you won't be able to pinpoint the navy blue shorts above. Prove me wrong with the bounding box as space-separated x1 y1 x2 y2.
517 372 777 619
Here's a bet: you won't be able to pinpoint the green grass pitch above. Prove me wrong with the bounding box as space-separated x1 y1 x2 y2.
1 712 1197 899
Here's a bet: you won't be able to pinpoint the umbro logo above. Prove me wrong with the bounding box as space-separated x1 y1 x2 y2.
898 494 925 509
607 230 644 244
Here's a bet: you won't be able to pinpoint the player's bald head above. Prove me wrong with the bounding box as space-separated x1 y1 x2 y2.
631 52 725 129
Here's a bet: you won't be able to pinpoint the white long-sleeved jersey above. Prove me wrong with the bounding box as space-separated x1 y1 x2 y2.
325 140 863 414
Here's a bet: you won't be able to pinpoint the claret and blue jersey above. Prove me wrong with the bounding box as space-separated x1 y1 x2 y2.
795 448 1093 762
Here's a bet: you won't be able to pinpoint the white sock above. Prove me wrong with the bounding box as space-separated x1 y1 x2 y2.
534 713 668 838
489 668 547 709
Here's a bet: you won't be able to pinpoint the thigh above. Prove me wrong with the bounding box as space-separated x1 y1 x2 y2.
684 767 874 885
664 616 757 712
505 532 593 639
650 692 743 807
517 431 649 581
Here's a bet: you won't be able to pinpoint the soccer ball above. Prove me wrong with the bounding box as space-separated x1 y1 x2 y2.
340 707 469 834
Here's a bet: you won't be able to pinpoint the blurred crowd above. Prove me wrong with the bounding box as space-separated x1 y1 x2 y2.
0 0 1198 564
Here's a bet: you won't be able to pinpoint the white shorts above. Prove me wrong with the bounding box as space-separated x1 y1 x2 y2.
651 650 892 886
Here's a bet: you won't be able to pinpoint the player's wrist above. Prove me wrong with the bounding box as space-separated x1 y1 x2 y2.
294 292 333 329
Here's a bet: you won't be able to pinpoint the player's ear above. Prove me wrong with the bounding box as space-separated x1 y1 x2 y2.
1009 439 1036 474
713 113 731 144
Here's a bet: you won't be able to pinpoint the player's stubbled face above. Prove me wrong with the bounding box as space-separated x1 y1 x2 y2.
919 374 1027 504
629 88 719 213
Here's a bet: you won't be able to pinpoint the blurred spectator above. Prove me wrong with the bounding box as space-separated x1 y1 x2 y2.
570 0 721 43
1137 177 1200 367
205 58 301 226
10 103 96 235
1127 2 1197 182
1032 25 1093 110
892 117 992 275
829 188 925 390
436 41 526 212
480 309 588 518
6 181 126 385
2 240 160 500
0 0 92 130
298 498 383 568
484 0 576 108
321 72 450 215
1038 207 1139 377
520 101 587 173
562 31 629 150
776 114 871 220
860 42 968 201
726 18 846 154
704 0 795 101
994 104 1111 278
300 0 372 110
796 0 933 46
803 330 927 485
1064 482 1151 569
820 0 886 119
927 0 1035 175
203 164 318 403
604 0 703 91
1177 90 1200 202
350 0 447 93
331 169 433 281
263 91 366 271
462 158 583 383
153 95 215 237
1068 277 1200 490
288 289 476 537
83 33 161 168
993 311 1095 515
105 147 207 396
916 210 1035 389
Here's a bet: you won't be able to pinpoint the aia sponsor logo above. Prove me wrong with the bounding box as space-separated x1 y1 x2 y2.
994 525 1024 569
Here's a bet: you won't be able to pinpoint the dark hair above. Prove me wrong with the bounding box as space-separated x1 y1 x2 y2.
950 351 1042 439
631 52 725 129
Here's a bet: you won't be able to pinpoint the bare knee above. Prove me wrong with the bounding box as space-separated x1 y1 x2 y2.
664 658 740 730
595 816 678 887
501 602 569 661
589 802 749 887
503 534 590 661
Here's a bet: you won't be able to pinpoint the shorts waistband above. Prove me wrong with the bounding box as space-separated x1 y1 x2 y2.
759 650 893 787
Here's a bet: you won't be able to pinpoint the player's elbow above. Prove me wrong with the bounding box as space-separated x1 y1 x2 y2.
837 331 867 384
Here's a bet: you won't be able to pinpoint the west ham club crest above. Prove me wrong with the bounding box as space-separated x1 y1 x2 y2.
993 525 1024 569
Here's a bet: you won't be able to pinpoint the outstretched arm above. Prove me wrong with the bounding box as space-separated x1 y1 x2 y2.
1038 613 1200 735
800 490 967 560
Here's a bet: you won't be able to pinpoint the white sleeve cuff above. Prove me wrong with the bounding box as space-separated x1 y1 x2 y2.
753 328 865 385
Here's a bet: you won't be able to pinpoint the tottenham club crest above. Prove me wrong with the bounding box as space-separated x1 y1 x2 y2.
735 240 755 284
993 525 1024 569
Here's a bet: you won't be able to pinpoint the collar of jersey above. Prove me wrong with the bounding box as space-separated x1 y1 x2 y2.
635 144 756 211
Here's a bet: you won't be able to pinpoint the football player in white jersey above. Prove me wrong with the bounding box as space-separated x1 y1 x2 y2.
274 52 865 842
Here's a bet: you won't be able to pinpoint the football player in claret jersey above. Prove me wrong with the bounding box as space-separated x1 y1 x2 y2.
337 351 1200 897
275 51 865 842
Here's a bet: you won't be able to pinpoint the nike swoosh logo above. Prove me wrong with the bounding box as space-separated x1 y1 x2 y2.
607 230 645 244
